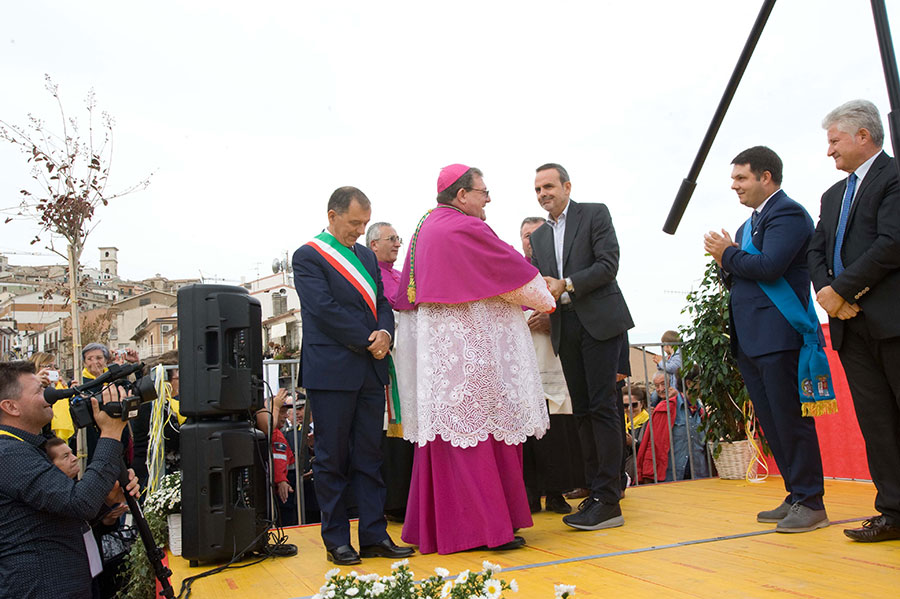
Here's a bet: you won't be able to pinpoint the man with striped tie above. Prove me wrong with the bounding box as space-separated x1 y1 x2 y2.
808 100 900 543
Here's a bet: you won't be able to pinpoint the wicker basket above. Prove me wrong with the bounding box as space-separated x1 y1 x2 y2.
709 439 758 480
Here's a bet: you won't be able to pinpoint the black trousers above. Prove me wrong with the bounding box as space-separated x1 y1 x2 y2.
307 360 388 549
557 309 624 505
839 315 900 525
523 413 585 495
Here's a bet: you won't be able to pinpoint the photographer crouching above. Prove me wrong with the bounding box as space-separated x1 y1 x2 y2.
0 361 139 599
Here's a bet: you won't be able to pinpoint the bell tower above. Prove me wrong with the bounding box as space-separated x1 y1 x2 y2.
99 246 119 280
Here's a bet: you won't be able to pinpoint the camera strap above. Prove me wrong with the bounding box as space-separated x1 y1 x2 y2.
0 430 24 441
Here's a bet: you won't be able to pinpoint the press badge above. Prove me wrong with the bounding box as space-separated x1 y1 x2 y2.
82 523 103 577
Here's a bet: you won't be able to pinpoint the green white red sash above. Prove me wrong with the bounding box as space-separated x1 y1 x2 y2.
386 355 403 437
306 231 377 317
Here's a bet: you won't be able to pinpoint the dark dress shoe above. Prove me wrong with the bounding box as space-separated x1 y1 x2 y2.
545 494 573 514
843 515 900 542
489 535 526 551
326 545 361 565
465 535 526 552
359 537 416 558
564 488 589 500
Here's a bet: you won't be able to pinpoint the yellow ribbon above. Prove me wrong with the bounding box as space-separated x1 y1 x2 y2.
0 430 24 442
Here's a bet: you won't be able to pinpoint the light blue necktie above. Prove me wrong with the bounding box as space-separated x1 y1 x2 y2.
833 172 858 276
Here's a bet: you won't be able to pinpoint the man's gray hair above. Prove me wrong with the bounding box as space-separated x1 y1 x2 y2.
822 100 884 147
366 222 392 247
82 342 110 361
520 216 546 231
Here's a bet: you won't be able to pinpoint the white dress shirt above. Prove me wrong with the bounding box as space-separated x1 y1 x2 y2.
547 200 572 304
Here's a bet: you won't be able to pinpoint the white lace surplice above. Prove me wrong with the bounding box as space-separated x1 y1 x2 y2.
396 274 554 448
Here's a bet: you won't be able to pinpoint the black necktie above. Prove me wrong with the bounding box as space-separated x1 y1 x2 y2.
751 210 759 229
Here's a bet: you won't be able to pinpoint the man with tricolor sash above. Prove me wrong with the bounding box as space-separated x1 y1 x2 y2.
292 186 414 565
705 146 831 534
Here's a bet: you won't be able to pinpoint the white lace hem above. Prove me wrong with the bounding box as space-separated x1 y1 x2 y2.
396 296 550 448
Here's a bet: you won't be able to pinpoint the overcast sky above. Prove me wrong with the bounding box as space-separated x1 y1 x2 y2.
1 0 897 341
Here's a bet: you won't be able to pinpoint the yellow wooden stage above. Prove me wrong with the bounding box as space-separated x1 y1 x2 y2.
168 477 899 598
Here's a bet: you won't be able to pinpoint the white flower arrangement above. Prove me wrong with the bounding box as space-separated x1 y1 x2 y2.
553 584 576 599
314 560 572 599
143 471 182 517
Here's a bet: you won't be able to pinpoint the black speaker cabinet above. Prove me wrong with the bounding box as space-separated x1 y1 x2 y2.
181 420 268 564
178 284 263 416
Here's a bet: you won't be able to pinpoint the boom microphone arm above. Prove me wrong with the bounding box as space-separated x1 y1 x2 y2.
662 0 776 235
663 0 900 235
871 0 900 179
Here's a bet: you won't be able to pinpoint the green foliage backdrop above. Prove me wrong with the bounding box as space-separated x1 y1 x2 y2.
680 259 755 457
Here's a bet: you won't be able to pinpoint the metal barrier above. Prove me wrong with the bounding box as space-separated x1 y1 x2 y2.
262 358 311 525
261 345 711 525
624 342 713 485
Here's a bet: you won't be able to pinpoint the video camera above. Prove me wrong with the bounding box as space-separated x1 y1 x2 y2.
43 362 157 430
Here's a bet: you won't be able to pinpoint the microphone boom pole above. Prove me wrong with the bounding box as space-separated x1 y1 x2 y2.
871 0 900 179
662 0 777 235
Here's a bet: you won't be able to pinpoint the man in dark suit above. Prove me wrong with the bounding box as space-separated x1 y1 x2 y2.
529 163 634 530
808 100 900 543
705 146 828 533
292 186 414 564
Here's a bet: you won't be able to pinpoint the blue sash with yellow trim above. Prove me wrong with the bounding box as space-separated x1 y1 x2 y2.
740 218 837 416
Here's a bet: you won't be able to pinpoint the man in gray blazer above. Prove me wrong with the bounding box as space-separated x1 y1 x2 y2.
529 163 634 530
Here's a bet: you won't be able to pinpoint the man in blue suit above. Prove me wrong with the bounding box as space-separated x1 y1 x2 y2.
292 186 414 565
705 146 828 533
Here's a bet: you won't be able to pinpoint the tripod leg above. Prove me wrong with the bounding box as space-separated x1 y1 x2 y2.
119 458 176 599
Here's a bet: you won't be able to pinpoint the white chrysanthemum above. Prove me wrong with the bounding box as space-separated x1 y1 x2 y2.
509 579 518 592
483 578 502 599
455 570 470 585
349 571 359 578
325 569 341 580
554 584 576 597
381 575 396 584
346 587 360 597
371 582 386 596
441 581 453 598
325 590 336 599
434 567 450 578
482 561 501 573
391 559 410 569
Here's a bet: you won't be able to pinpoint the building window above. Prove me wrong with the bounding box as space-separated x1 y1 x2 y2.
139 298 150 306
273 291 287 316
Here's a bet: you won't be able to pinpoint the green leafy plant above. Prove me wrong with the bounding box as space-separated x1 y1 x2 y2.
679 259 754 458
116 472 181 599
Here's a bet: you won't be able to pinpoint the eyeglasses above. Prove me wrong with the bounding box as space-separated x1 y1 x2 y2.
626 402 641 409
466 188 490 197
377 236 403 244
